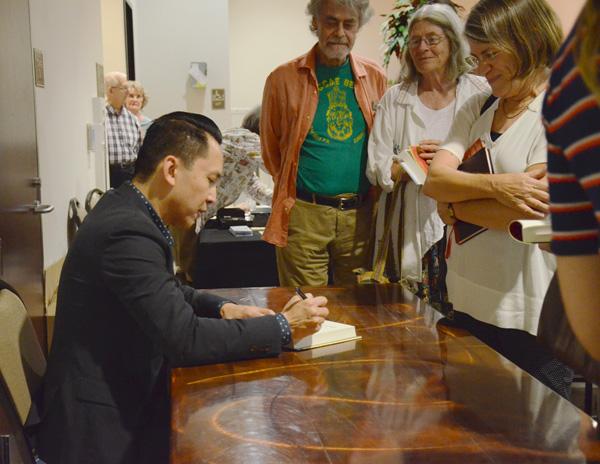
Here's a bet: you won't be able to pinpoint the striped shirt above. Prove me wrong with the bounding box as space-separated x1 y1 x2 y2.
544 27 600 256
105 104 141 165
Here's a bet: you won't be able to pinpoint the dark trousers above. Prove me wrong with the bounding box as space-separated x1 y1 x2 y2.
440 310 574 399
109 162 135 189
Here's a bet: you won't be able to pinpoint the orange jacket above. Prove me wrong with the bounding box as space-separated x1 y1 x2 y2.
260 45 387 247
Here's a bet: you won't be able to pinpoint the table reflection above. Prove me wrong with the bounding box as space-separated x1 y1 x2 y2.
171 285 600 463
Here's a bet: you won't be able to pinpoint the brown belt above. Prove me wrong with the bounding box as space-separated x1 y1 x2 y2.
296 190 364 210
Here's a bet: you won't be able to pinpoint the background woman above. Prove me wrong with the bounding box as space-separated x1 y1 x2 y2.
174 106 273 281
125 80 153 135
423 0 571 396
366 3 488 304
203 105 273 221
545 0 600 359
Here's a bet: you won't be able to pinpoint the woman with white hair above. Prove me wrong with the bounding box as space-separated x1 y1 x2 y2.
125 80 153 135
366 3 488 304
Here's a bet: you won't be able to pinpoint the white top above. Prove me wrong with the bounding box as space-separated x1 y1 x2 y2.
440 92 556 335
366 74 489 282
415 98 455 143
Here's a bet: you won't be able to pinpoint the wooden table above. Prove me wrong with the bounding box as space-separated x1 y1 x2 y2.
171 285 600 463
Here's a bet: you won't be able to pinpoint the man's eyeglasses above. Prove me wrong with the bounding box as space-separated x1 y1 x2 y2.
111 85 128 92
407 35 445 49
469 49 500 68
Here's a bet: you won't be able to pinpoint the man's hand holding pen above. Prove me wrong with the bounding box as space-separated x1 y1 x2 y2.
281 287 329 342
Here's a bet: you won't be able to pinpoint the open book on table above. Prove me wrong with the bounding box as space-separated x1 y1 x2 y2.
454 139 494 245
508 219 551 243
397 145 429 185
288 320 361 351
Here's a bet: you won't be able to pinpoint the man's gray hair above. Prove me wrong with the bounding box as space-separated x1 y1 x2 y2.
241 105 261 135
306 0 374 31
401 4 472 84
104 71 126 92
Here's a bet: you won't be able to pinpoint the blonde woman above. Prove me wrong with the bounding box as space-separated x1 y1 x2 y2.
424 0 571 396
125 80 153 134
545 0 600 360
366 3 488 304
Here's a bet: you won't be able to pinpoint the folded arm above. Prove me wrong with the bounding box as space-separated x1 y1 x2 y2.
425 150 549 217
450 197 546 231
102 231 282 366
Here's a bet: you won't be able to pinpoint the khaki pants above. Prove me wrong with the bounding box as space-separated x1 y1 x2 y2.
276 198 372 286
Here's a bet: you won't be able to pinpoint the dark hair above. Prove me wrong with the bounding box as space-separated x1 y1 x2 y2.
134 112 222 181
241 106 261 135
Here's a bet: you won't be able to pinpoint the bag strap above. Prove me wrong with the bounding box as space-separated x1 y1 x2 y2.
371 179 406 282
480 95 498 116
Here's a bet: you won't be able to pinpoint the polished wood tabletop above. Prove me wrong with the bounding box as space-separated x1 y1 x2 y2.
171 285 600 463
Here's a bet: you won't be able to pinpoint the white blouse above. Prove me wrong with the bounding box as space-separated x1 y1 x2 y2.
366 74 489 283
440 92 555 335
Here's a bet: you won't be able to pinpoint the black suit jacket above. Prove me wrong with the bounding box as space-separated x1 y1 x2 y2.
38 184 282 464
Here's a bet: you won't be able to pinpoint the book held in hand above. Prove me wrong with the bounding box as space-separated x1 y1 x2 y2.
454 139 494 245
508 219 551 243
397 145 429 185
289 320 361 351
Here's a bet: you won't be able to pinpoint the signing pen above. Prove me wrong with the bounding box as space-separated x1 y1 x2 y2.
295 287 308 300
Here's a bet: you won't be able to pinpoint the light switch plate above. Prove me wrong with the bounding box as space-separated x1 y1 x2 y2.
33 48 45 88
96 63 104 97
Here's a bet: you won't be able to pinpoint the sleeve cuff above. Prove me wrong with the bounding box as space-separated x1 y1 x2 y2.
216 299 235 318
275 313 292 346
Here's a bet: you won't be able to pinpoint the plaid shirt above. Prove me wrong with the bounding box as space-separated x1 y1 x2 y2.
105 104 141 164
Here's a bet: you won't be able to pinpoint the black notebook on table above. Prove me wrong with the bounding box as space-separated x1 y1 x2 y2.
454 139 494 244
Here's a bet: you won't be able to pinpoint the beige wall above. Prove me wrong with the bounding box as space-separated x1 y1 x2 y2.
544 0 585 32
101 0 127 74
228 0 584 128
136 1 232 130
29 0 104 268
228 0 398 127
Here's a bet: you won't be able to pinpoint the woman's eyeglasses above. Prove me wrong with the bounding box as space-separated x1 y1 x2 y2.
407 35 445 49
469 49 500 68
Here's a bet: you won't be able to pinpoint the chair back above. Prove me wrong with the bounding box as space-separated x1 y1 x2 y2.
0 373 38 464
0 284 46 426
67 197 86 247
85 188 104 213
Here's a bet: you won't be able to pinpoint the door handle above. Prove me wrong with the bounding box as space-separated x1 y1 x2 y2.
4 200 55 214
31 200 54 214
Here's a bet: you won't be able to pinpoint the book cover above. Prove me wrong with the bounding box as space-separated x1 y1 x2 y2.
296 339 359 360
289 320 361 351
228 225 253 237
508 219 551 243
454 139 494 245
397 145 429 185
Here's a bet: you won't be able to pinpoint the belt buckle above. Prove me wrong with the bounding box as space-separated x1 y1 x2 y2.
338 195 356 211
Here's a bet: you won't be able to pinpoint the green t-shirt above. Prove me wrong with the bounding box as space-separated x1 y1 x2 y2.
296 59 369 196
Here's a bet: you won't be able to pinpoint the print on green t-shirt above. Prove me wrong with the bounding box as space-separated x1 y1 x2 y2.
296 59 369 196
